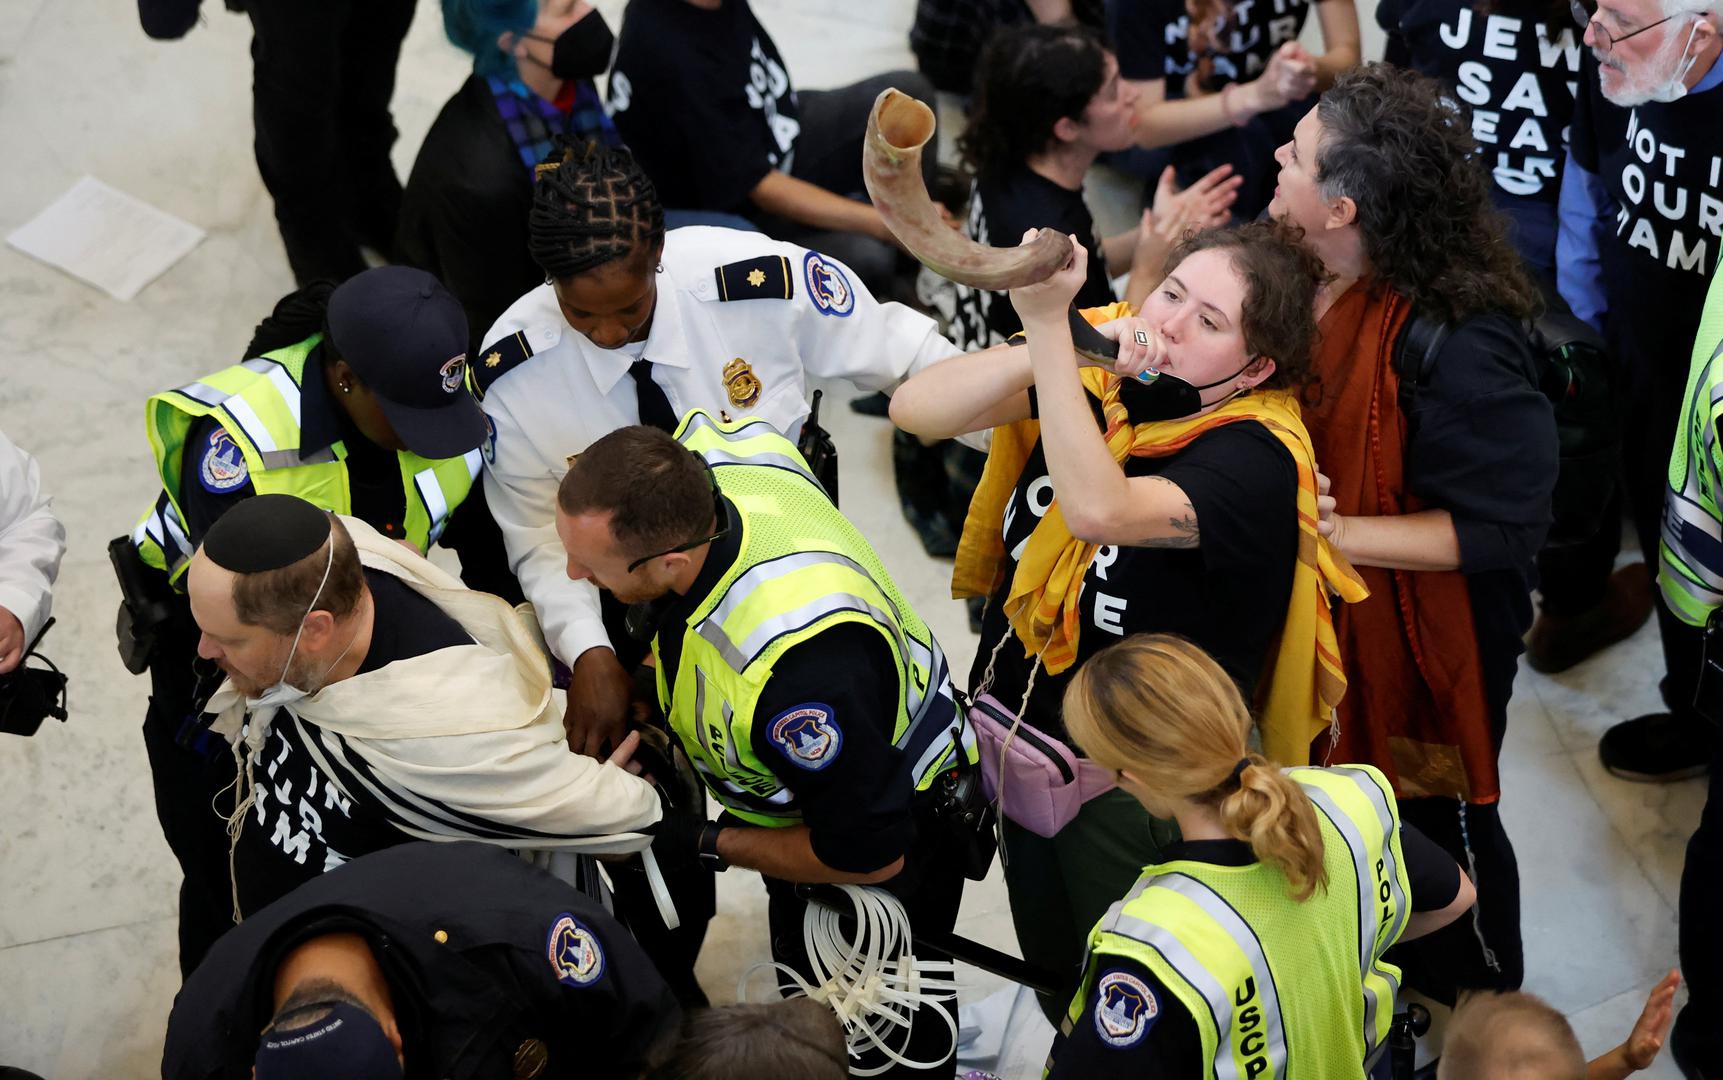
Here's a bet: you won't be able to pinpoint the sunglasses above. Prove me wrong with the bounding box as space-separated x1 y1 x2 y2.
624 453 729 573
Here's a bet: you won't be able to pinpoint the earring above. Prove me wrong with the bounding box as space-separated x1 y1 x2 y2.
340 384 351 394
657 262 664 272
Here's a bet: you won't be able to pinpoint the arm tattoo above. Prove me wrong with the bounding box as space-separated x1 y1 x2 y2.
1131 500 1200 549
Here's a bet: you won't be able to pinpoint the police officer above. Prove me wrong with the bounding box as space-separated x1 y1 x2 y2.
554 414 982 1078
1049 635 1476 1077
161 841 681 1080
474 137 962 760
115 266 489 977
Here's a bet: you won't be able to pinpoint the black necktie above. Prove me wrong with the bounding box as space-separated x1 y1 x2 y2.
627 358 677 433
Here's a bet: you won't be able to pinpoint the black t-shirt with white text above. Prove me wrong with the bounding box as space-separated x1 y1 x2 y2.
968 397 1299 740
1046 823 1464 1077
1113 0 1313 92
1568 49 1723 371
231 570 473 917
946 165 1118 352
608 0 801 214
1376 0 1582 269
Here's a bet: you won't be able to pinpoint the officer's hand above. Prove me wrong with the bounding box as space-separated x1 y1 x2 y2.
1620 969 1680 1070
0 606 24 675
565 646 637 759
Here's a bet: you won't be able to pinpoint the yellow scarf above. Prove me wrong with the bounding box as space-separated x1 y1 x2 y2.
952 308 1369 765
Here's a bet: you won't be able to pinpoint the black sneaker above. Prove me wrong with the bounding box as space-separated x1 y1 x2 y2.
1599 713 1714 783
849 391 892 417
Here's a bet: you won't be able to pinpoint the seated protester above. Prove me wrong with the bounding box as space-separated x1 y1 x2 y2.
186 495 662 922
890 222 1366 1019
162 842 680 1080
945 21 1241 353
643 1000 849 1080
1047 635 1475 1077
900 19 1239 573
911 0 1107 96
399 0 622 361
1437 972 1680 1080
1109 0 1362 219
606 0 938 300
1375 0 1581 279
1269 65 1557 997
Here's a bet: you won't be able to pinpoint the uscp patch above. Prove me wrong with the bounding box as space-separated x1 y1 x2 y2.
546 913 605 987
197 429 249 494
1094 968 1159 1048
803 253 854 317
767 703 843 771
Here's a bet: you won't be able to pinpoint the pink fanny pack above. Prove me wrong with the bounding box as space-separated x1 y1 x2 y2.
968 692 1117 838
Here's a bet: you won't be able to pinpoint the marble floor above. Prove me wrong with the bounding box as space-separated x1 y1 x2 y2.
0 0 1696 1077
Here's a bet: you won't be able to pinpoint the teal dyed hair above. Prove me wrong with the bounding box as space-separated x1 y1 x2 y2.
443 0 539 78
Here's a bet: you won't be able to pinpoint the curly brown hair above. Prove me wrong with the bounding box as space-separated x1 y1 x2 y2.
1314 64 1539 323
1162 221 1330 395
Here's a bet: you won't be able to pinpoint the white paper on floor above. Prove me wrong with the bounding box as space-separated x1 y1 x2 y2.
958 983 1043 1071
7 176 205 301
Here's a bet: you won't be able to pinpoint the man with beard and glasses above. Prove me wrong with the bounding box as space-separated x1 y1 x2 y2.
1559 0 1721 787
181 494 663 941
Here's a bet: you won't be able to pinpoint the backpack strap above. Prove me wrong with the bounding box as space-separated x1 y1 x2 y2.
1391 310 1451 416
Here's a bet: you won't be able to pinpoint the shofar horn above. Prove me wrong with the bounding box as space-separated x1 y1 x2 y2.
863 88 1070 291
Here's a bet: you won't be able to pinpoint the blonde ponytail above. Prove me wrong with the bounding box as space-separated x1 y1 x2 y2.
1219 756 1329 902
1063 634 1328 902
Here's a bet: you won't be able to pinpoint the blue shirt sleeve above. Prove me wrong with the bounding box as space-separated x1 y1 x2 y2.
1555 150 1609 334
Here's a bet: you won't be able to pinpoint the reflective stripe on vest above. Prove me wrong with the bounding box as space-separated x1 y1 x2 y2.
135 338 477 579
1297 766 1408 1063
1102 874 1289 1080
660 409 976 826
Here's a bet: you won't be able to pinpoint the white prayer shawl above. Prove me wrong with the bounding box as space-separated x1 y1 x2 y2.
208 516 661 872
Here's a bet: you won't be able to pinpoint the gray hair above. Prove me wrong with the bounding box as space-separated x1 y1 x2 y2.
1661 0 1719 21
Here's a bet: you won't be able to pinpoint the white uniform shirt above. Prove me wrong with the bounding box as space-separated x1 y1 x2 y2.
478 226 960 666
0 429 67 646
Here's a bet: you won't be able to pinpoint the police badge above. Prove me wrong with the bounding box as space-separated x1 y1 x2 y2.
723 358 763 408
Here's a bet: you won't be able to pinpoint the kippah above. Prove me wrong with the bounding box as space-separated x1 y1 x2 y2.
203 494 332 574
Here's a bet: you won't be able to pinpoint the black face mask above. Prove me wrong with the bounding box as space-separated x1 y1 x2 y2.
525 11 615 81
1116 358 1257 422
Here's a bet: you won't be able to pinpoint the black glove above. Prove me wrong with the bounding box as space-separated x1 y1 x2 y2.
652 812 727 872
138 0 202 40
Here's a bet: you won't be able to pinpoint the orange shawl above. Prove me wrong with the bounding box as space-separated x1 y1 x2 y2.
1304 284 1500 803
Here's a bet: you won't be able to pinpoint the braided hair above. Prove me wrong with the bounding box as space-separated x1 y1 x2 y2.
528 136 666 281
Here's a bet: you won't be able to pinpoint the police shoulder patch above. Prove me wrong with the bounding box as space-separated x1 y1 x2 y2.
802 252 855 318
197 428 250 494
1093 968 1160 1049
473 330 536 398
546 912 606 988
714 255 794 302
766 702 843 771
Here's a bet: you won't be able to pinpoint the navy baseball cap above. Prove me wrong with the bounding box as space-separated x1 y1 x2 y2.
327 267 488 460
254 999 403 1080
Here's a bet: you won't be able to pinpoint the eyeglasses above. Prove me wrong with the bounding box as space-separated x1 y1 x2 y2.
624 454 729 573
1570 0 1681 50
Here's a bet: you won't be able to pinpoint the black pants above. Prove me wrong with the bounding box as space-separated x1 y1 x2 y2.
140 612 239 978
762 827 966 1078
1681 753 1723 1046
1390 799 1524 1001
244 0 416 284
759 69 938 301
1537 341 1707 716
